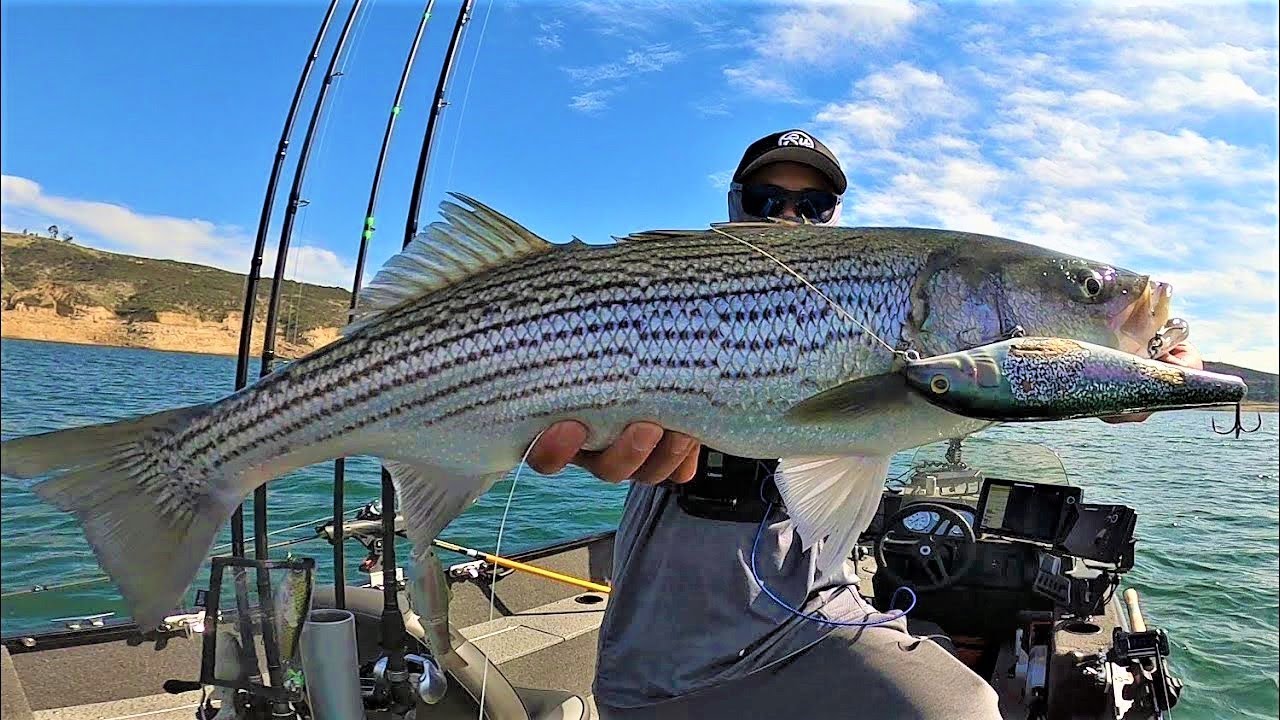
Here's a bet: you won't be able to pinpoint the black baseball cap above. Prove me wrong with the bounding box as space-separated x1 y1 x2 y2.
732 129 847 195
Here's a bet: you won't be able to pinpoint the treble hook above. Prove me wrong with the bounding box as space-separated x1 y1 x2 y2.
1211 403 1263 439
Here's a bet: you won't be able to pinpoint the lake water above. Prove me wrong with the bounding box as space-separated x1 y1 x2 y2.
1 338 1276 719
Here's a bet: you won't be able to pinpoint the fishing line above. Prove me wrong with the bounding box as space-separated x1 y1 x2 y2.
478 428 544 719
283 0 378 344
708 225 908 361
442 0 495 191
749 480 916 628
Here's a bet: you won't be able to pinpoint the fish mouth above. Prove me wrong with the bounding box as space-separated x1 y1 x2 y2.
1110 278 1173 355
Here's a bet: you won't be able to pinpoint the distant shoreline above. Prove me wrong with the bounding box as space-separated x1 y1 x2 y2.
0 310 329 361
1190 401 1279 413
0 334 272 361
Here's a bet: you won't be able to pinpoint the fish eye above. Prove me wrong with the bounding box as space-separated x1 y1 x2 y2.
1073 268 1107 301
929 375 950 394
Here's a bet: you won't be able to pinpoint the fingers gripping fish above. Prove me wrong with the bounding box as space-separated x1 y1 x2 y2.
0 193 1174 661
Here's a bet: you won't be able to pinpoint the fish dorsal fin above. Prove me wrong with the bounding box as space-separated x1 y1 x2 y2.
612 220 782 245
344 192 553 335
612 229 694 244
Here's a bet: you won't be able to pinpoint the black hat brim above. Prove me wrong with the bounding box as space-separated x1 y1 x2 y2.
734 146 847 195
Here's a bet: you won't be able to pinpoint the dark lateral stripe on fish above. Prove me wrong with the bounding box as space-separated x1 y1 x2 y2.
210 326 826 465
198 314 874 468
176 277 908 460
176 267 891 448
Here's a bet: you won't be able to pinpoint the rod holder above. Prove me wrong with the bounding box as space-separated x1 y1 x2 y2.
199 556 314 707
300 609 368 720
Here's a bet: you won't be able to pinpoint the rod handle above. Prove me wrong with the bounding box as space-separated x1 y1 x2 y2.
1123 588 1146 632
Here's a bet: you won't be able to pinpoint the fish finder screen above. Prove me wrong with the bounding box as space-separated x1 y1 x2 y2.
976 479 1081 544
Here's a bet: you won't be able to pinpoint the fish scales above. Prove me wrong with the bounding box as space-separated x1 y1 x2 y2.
183 235 923 473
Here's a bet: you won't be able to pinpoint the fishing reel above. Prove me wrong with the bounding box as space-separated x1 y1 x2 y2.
364 652 448 708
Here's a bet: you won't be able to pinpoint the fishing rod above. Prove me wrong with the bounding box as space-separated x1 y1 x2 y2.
333 0 440 612
375 0 475 710
256 0 367 561
433 539 612 594
228 0 340 566
230 1 367 712
258 0 366 388
217 4 342 712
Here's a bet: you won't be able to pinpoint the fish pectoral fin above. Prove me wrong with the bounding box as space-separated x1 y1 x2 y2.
383 459 502 554
783 373 911 424
775 454 892 577
344 193 555 336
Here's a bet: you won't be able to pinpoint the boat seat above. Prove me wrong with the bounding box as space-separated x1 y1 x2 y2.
312 585 590 720
1 646 36 720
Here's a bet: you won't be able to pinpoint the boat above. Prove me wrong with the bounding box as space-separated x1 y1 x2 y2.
0 3 1187 718
1 434 1185 720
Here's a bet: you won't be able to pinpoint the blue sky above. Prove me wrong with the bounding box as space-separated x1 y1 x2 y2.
1 1 1277 371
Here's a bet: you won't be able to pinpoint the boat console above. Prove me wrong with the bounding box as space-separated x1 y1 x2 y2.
860 444 1182 720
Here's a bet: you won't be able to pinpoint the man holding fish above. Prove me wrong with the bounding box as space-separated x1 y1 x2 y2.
527 129 1206 719
3 119 1233 719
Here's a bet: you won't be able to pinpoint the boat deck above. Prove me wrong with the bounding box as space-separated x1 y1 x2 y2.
2 535 618 720
2 531 1122 720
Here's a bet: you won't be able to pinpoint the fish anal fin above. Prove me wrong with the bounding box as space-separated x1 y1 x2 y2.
344 193 554 336
783 373 910 424
776 454 892 577
383 459 500 554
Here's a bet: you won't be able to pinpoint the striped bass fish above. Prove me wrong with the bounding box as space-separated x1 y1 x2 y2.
1 193 1172 657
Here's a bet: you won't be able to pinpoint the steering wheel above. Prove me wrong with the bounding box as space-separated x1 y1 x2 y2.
874 502 978 593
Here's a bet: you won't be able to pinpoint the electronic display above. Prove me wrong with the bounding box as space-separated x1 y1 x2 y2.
1056 503 1136 567
974 478 1082 544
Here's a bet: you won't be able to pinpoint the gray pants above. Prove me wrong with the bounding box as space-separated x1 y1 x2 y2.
595 619 1002 720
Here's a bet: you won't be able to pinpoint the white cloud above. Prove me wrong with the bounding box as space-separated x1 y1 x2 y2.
707 169 733 189
766 0 922 64
723 1 925 101
0 174 355 289
813 103 903 145
564 43 684 86
1146 70 1277 112
560 43 685 113
723 66 805 103
568 90 611 113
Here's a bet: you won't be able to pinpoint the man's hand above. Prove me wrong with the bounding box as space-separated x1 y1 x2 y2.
1100 342 1205 424
526 421 701 485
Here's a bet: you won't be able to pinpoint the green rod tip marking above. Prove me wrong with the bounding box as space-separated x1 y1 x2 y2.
392 106 401 116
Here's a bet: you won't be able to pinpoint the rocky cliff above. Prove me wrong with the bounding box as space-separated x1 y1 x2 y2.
1 233 349 359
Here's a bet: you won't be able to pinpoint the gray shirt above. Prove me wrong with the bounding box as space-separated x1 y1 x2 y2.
592 479 867 709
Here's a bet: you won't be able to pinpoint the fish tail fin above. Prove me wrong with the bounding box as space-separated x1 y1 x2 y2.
2 403 241 631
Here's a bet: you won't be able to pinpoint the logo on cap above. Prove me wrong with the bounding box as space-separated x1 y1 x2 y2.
777 131 815 149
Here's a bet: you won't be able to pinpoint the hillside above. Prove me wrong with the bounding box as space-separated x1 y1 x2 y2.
1203 361 1278 405
1 233 351 358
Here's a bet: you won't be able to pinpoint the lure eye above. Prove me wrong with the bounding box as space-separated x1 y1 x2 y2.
929 375 950 394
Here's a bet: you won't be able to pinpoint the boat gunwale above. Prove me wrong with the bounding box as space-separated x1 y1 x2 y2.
0 529 617 652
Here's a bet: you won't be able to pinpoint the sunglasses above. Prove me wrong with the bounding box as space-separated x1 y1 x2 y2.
735 183 840 223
